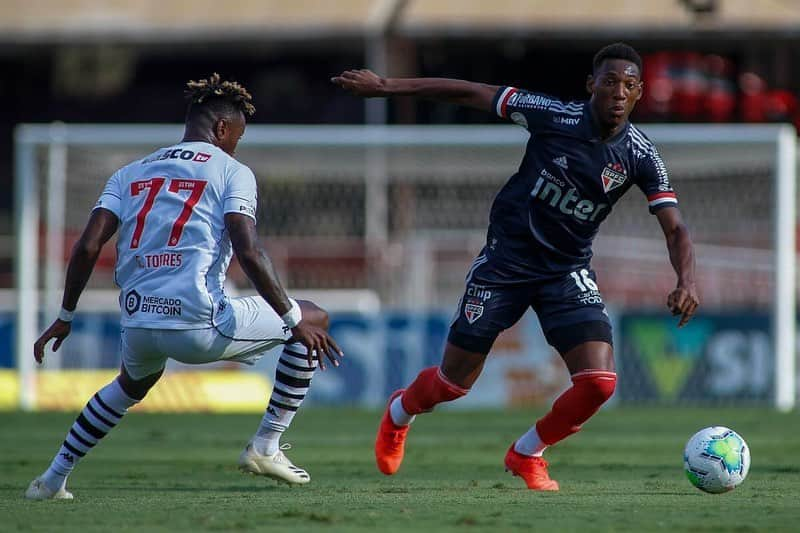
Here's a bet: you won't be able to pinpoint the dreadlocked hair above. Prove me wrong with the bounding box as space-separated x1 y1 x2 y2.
185 73 255 117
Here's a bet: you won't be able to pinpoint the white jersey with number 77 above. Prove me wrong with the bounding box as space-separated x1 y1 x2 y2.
94 141 257 329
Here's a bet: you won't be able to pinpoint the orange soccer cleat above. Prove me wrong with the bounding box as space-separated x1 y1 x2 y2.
375 389 410 475
504 443 560 491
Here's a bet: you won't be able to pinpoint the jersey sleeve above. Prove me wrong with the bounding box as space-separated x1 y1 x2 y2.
492 86 559 132
93 170 123 218
223 163 258 221
635 144 678 214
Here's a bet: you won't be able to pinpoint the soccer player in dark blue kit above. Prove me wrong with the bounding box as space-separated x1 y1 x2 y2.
332 43 698 491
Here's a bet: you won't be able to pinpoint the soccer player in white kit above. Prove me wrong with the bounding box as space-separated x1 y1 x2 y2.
25 74 343 500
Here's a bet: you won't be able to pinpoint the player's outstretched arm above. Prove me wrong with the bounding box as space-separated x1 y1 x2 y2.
225 213 342 369
331 69 499 112
656 206 699 327
34 208 118 363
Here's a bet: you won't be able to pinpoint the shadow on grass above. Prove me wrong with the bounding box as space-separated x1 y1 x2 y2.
92 483 292 493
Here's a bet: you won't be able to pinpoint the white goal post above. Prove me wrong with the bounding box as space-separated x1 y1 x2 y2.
13 123 797 411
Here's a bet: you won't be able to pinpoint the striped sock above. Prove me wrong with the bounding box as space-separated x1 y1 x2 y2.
41 379 138 492
253 343 317 455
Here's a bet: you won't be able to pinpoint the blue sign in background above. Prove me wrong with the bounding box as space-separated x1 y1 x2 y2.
1 311 784 406
0 311 454 407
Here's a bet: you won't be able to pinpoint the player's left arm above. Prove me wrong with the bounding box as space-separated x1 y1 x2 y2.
655 206 699 327
225 213 343 369
34 208 119 363
635 136 699 327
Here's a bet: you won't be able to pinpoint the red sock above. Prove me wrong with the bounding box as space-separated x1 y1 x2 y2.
401 367 469 415
535 370 616 446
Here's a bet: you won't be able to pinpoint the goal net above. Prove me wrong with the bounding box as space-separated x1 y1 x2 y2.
11 123 797 411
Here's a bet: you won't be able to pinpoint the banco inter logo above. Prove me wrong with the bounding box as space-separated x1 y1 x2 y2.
531 170 609 222
125 290 141 315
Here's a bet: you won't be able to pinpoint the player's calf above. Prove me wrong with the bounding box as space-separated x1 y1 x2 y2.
375 367 469 475
507 369 615 489
26 377 140 498
536 369 617 445
400 366 469 415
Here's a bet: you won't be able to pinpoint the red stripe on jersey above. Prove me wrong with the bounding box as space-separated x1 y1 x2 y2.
500 88 518 118
647 192 677 202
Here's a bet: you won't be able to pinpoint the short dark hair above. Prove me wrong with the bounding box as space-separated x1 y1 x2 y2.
593 43 642 75
184 73 255 122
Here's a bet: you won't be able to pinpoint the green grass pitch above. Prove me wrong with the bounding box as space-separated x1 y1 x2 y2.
1 406 798 532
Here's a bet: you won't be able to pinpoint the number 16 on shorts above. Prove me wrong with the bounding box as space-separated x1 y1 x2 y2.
570 269 603 305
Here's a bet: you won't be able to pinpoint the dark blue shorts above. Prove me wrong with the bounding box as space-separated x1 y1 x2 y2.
448 253 612 355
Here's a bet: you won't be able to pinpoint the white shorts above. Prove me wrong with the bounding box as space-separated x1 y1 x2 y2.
121 296 294 380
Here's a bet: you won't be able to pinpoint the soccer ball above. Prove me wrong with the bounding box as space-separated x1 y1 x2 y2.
684 426 750 494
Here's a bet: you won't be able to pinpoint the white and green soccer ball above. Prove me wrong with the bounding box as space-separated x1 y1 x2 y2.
684 426 750 494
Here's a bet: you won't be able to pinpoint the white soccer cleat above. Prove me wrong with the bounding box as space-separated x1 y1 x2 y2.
24 477 74 500
238 442 311 485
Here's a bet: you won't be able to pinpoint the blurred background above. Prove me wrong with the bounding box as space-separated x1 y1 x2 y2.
1 0 798 412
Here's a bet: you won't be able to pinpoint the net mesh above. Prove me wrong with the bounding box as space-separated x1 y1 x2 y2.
13 126 791 408
40 135 778 309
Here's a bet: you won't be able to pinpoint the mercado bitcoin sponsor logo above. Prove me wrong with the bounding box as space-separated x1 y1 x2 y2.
141 295 182 316
124 290 182 317
124 290 141 315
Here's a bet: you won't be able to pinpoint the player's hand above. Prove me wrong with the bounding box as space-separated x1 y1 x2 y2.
667 284 699 328
290 321 343 371
331 69 386 97
33 319 72 364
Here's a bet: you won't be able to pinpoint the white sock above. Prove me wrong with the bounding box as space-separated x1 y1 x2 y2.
253 343 316 456
42 379 138 492
251 434 280 457
389 396 415 426
514 426 548 457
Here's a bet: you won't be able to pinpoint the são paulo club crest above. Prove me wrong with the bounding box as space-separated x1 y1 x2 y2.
464 303 484 324
601 163 627 193
463 283 492 324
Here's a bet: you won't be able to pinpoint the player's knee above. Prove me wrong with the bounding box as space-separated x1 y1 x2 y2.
298 300 329 330
571 370 616 406
117 367 162 400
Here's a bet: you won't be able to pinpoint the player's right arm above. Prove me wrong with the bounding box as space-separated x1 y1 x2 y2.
225 213 342 369
332 69 559 132
34 208 119 363
332 69 499 112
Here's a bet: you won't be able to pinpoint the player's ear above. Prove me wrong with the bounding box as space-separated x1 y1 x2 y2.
586 74 595 95
213 119 228 141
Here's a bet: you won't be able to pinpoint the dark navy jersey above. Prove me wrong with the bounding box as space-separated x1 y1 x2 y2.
485 86 678 278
